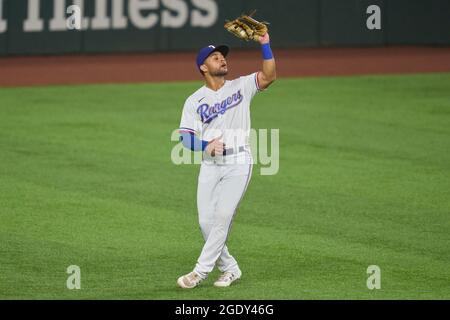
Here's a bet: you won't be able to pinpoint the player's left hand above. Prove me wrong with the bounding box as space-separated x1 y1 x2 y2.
224 11 269 42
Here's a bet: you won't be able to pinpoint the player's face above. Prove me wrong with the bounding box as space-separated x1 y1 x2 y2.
203 52 228 76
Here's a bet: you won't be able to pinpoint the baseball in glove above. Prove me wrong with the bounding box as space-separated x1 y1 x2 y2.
224 11 269 42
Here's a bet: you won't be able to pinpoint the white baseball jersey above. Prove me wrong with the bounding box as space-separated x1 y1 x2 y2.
179 72 262 164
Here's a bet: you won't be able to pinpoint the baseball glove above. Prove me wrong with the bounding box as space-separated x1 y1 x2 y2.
224 11 269 42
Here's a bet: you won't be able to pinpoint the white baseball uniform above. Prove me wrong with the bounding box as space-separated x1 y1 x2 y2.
179 72 262 278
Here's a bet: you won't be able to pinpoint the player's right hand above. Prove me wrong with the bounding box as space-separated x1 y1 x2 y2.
205 136 225 157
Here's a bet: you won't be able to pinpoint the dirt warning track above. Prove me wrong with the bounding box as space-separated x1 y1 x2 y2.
1 47 449 87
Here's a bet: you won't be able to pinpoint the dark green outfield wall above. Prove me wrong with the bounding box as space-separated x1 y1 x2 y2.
0 0 448 55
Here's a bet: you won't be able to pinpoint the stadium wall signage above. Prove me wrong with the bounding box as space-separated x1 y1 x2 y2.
0 0 448 55
0 0 218 33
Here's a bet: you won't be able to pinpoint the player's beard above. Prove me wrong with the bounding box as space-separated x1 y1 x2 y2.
211 69 228 77
210 66 228 77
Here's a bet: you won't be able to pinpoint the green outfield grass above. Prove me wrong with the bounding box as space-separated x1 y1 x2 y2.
0 73 449 299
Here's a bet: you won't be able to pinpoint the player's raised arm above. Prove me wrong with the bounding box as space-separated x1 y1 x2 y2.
257 33 277 90
223 12 276 91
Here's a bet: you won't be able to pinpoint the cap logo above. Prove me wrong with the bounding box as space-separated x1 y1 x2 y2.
208 45 215 49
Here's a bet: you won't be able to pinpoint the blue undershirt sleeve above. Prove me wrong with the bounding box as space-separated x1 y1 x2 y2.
180 132 208 151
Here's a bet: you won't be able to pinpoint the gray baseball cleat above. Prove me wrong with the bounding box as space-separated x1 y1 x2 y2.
214 270 242 287
177 271 203 289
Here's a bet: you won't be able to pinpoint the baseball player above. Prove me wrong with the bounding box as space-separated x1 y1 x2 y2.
177 32 276 288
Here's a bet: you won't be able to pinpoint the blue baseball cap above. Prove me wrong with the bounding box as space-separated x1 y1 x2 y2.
196 44 229 71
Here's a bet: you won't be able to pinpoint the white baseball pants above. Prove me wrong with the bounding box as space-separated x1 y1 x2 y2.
193 162 253 278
